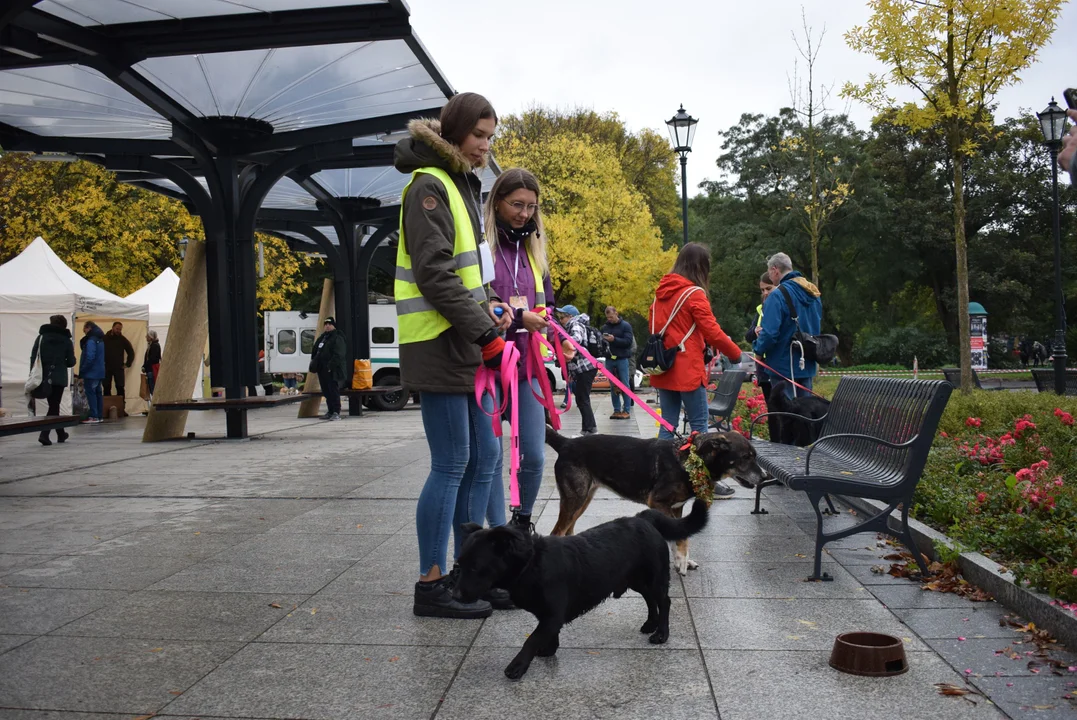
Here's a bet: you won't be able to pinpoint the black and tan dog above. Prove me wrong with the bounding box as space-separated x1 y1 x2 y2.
767 381 831 446
454 500 708 680
544 429 764 574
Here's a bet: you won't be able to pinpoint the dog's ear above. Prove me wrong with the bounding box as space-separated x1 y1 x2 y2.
492 526 532 560
696 433 733 464
460 522 483 537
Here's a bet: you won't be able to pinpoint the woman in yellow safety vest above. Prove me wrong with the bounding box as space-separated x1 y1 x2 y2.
746 270 779 438
393 92 514 620
483 168 554 534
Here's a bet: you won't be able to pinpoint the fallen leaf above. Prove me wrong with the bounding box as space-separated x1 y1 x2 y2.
193 531 201 535
1030 705 1055 710
840 471 853 475
355 524 363 529
133 715 156 720
310 608 317 615
169 690 182 695
269 603 281 609
586 651 600 655
149 647 163 653
388 656 399 662
794 553 807 558
796 620 817 627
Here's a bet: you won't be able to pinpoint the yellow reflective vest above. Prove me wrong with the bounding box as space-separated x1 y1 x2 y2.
395 167 486 344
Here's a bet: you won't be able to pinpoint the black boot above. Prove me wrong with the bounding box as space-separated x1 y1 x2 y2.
413 575 492 619
509 511 536 535
38 431 52 446
56 429 69 444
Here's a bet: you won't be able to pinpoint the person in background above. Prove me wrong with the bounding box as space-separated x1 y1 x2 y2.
602 305 635 419
142 330 162 397
30 314 76 445
309 317 346 420
394 91 508 619
103 321 134 399
1058 108 1076 184
746 271 781 439
78 321 105 424
556 305 598 436
648 243 742 498
483 167 553 535
753 252 823 398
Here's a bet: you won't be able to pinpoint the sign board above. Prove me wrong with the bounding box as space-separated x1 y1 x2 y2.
970 315 988 370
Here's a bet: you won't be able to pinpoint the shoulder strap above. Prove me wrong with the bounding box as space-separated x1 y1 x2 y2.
659 286 703 335
778 285 799 320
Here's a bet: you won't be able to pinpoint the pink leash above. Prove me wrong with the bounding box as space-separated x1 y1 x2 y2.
547 322 677 435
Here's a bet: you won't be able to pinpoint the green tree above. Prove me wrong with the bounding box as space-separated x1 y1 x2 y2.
841 0 1065 391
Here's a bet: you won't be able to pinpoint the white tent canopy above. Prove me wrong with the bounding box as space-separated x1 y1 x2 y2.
125 267 204 399
0 237 149 415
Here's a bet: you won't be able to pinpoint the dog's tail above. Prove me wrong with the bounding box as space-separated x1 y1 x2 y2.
545 426 570 454
639 500 708 541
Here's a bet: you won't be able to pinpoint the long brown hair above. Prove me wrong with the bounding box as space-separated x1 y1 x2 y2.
440 92 497 145
671 242 711 290
483 168 549 275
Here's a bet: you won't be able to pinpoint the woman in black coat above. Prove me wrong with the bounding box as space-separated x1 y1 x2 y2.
30 315 76 446
142 330 162 395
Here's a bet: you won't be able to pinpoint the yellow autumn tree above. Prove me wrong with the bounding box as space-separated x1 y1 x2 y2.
0 153 318 310
493 131 676 317
841 0 1064 391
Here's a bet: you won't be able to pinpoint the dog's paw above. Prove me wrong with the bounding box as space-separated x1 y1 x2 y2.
504 658 530 680
648 629 669 645
674 557 689 576
686 558 699 570
640 620 658 634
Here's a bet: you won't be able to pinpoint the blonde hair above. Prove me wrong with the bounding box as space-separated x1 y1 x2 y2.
483 167 549 275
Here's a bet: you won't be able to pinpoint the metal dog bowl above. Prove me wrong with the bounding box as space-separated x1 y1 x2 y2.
829 632 908 677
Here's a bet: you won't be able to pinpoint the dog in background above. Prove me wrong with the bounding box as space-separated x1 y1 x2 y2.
544 429 764 574
454 499 708 680
767 380 830 446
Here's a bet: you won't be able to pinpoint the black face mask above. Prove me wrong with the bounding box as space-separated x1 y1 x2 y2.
495 216 537 243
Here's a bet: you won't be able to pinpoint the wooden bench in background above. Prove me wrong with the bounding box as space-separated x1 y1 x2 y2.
0 415 81 438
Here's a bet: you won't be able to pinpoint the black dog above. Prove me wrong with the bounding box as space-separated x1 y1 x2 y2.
454 500 709 680
767 381 830 446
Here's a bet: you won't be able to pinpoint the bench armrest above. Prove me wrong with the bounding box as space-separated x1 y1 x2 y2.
748 411 827 440
805 433 918 474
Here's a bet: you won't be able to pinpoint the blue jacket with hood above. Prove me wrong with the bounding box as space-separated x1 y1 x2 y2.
79 324 106 380
753 271 823 381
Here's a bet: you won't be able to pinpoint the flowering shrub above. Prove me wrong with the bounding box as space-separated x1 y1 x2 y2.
918 392 1077 603
731 382 769 440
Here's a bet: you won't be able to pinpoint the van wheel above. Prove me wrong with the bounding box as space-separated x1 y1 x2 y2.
371 374 408 411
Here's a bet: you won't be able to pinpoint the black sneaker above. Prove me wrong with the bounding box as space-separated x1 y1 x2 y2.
713 481 736 500
483 587 515 610
509 512 536 535
413 575 492 619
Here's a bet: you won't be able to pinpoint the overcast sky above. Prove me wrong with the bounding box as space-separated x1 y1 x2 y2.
407 0 1076 193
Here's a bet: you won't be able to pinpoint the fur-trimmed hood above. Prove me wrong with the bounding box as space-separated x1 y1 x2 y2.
394 118 480 175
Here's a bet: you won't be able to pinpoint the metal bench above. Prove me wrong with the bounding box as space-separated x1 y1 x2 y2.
0 415 81 438
1030 368 1077 396
153 394 309 411
941 367 1001 390
749 377 952 582
707 371 747 431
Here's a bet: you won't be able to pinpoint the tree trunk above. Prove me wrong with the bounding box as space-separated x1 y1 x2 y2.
952 153 973 393
297 279 335 418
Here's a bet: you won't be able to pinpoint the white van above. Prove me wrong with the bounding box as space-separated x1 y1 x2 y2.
264 302 564 411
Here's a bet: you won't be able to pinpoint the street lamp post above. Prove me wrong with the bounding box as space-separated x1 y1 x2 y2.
666 105 698 246
1036 98 1069 396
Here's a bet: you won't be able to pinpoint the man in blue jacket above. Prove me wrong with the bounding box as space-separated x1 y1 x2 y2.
77 321 106 423
753 252 823 398
601 305 635 419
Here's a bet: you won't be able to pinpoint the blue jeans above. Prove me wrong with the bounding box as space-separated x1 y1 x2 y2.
416 391 499 576
608 357 633 412
84 378 103 419
657 385 708 440
488 377 546 525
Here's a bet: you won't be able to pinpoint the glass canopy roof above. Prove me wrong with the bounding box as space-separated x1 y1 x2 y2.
35 0 383 26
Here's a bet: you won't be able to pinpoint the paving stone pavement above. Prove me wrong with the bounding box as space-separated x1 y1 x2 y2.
0 392 1074 720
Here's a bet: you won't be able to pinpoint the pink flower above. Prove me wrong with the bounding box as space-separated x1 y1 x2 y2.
1072 568 1077 577
976 492 987 503
1055 478 1064 487
939 431 949 438
966 417 982 428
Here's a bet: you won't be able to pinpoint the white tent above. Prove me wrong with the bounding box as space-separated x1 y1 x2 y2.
125 267 204 398
0 237 149 416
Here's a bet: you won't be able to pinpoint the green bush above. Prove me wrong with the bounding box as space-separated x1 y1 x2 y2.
853 326 952 368
915 390 1077 602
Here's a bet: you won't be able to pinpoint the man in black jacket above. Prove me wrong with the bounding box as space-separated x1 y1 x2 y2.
602 306 635 420
103 321 134 399
310 317 347 420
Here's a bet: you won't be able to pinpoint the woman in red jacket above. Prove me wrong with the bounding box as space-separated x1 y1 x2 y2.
649 242 742 456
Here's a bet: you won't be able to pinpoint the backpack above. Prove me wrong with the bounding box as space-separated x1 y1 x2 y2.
25 335 51 400
584 324 611 360
637 286 703 376
777 285 838 365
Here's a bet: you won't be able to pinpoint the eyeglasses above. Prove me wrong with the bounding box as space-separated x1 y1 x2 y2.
501 199 539 214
